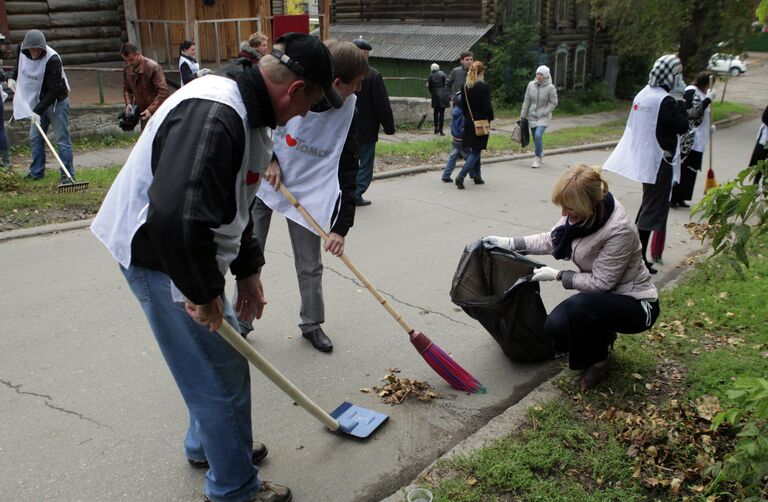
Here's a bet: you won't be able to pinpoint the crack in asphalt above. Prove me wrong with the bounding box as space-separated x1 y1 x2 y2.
322 265 477 329
1 379 112 430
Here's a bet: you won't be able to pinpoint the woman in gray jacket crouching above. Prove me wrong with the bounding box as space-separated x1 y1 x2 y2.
482 164 660 390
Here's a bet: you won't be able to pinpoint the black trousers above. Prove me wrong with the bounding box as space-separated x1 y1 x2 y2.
433 108 445 132
544 292 660 370
672 150 703 202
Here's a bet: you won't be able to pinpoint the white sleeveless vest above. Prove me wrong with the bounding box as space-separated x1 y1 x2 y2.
257 95 356 234
178 54 200 86
91 75 272 279
13 46 70 120
604 85 670 184
686 85 710 153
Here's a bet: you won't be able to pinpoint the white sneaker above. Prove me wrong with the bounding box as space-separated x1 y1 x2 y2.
532 156 541 168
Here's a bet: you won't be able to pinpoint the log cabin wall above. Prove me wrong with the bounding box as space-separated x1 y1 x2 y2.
4 0 125 64
134 0 261 64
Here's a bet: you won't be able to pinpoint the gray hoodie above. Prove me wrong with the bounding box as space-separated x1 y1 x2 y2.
521 65 559 128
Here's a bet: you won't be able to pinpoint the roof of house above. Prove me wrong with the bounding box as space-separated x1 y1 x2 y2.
327 23 494 62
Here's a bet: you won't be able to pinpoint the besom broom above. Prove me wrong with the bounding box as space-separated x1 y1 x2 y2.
277 184 485 394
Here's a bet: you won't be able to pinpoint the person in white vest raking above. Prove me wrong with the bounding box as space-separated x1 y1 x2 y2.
90 33 341 502
671 71 716 208
238 40 368 353
178 40 211 86
8 29 74 182
603 54 689 275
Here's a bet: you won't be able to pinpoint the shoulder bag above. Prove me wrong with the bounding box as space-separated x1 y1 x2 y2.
464 85 491 136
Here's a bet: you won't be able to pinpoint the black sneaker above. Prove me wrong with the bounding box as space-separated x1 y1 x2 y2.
441 177 452 183
355 197 371 207
455 177 465 189
472 177 485 185
24 173 43 181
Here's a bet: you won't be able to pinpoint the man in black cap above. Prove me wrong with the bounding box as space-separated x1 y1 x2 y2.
91 33 341 502
352 37 395 206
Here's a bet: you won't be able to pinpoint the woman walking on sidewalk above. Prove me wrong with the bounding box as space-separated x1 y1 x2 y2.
521 65 558 168
481 164 660 391
455 61 493 189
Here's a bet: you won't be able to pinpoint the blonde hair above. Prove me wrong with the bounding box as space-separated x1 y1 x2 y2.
466 61 485 87
551 164 609 226
248 32 268 48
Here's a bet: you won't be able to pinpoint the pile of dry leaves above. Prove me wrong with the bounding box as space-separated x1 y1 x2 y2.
360 368 439 405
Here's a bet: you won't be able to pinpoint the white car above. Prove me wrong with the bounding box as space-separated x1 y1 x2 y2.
707 53 747 77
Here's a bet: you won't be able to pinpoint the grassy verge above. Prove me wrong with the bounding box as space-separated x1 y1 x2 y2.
377 121 627 162
417 232 768 501
0 166 120 230
710 101 752 123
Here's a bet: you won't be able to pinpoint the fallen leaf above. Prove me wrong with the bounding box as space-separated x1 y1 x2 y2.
725 312 735 318
718 292 729 299
359 388 373 393
670 477 683 493
695 395 721 422
467 476 478 486
626 445 639 457
632 373 643 380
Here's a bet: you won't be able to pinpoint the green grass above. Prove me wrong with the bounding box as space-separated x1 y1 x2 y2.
0 166 120 228
377 122 627 161
710 101 752 123
425 233 768 501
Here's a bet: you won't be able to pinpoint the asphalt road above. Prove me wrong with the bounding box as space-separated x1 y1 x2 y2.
0 110 763 501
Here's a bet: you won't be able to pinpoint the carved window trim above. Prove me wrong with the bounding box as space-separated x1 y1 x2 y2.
576 0 590 28
574 42 588 89
554 43 568 90
556 0 569 29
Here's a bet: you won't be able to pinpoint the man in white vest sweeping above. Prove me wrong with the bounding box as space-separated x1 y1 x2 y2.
8 29 74 182
603 54 689 274
91 33 341 502
240 40 368 353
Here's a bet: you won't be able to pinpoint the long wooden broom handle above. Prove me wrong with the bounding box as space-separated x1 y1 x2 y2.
34 121 75 183
708 74 714 172
277 184 414 334
217 319 340 431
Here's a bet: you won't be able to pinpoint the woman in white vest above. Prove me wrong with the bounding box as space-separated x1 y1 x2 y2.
671 71 716 208
748 104 768 187
7 29 74 182
178 40 210 86
239 40 368 353
603 54 689 274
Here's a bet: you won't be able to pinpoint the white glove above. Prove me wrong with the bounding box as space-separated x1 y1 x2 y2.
706 88 716 101
482 235 513 250
31 112 41 125
196 68 211 78
531 266 560 282
7 78 16 92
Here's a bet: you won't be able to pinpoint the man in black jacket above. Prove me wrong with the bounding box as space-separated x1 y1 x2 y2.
91 33 341 502
8 29 74 182
352 38 395 206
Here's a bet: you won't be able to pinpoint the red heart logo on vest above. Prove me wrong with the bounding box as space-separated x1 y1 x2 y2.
633 104 638 110
286 134 298 147
246 171 261 185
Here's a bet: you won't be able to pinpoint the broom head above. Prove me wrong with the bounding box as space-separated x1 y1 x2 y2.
704 168 718 193
58 180 89 194
409 330 486 393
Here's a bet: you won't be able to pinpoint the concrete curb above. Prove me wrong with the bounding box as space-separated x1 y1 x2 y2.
0 112 752 244
0 218 93 242
379 378 564 502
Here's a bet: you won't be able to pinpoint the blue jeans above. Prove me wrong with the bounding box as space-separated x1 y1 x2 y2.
356 142 376 199
28 98 74 179
442 140 480 179
458 148 482 179
121 265 261 502
532 125 547 158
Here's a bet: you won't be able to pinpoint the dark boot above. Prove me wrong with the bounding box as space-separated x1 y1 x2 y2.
455 177 465 189
0 149 9 168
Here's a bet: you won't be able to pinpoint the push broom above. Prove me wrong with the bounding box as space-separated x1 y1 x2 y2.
704 74 718 194
34 121 89 193
277 184 485 394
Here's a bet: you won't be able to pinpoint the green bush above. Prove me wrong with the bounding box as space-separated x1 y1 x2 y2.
708 377 768 499
555 82 618 115
614 55 654 101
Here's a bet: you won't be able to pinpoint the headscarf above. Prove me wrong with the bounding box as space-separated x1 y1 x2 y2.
430 63 439 71
648 54 682 90
550 192 615 260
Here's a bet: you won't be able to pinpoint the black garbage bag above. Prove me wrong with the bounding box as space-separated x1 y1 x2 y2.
450 240 554 362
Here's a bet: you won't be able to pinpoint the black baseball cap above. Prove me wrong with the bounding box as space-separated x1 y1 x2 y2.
273 33 343 109
352 37 372 51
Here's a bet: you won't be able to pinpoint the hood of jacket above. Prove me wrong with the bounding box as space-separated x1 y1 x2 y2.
21 29 47 58
534 65 552 87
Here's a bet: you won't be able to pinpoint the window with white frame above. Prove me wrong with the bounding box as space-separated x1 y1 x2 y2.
554 44 568 90
574 42 588 88
556 0 569 28
576 0 589 28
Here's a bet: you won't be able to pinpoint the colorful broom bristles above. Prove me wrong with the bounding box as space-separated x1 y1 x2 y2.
409 330 486 393
704 168 718 193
